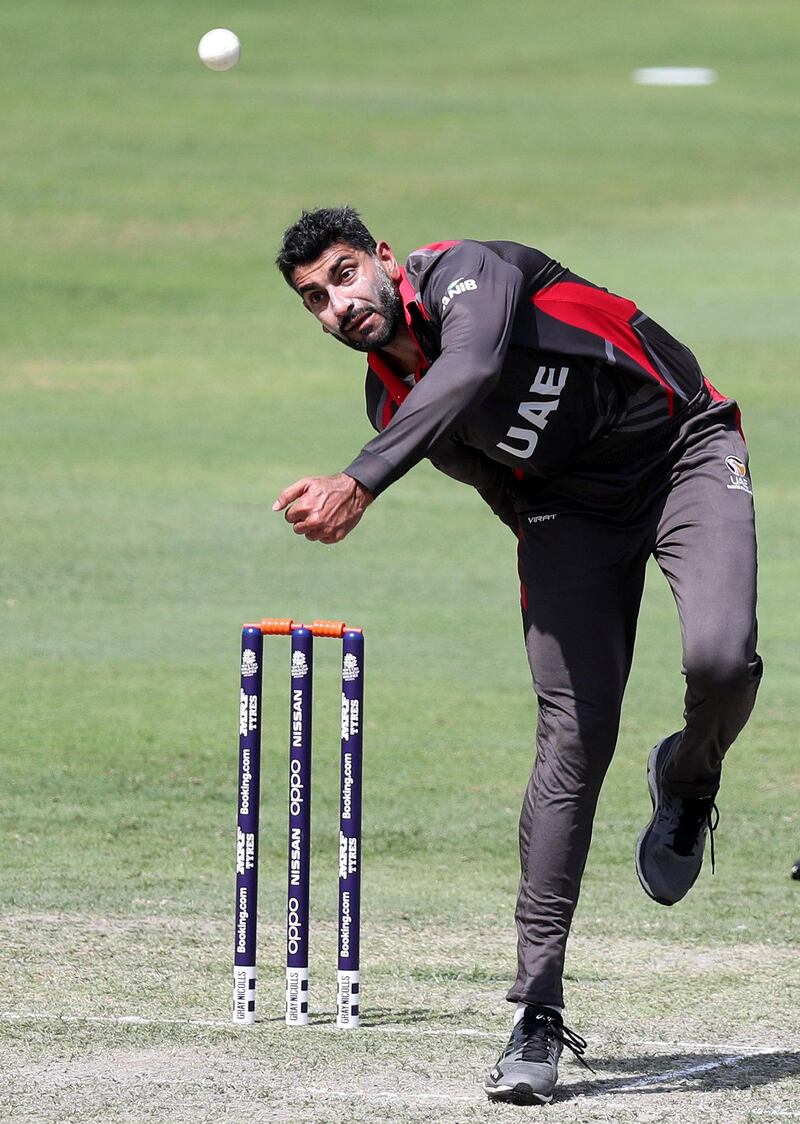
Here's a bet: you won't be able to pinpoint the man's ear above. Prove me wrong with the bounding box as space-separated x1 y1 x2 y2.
375 240 401 282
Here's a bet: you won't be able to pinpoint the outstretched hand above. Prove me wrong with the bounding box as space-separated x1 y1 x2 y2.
272 473 373 544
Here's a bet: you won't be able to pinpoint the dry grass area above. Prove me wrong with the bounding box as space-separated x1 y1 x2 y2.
2 914 798 1123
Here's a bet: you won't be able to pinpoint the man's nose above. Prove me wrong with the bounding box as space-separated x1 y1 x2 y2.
329 289 352 318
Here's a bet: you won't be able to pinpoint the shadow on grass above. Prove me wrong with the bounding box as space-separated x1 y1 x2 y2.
362 1006 472 1028
251 1008 468 1029
558 1049 800 1101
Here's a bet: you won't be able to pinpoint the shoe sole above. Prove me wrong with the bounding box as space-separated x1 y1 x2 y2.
484 1082 553 1106
635 742 675 906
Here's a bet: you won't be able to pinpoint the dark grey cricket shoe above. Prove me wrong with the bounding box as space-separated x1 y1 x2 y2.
636 737 719 906
483 1005 589 1106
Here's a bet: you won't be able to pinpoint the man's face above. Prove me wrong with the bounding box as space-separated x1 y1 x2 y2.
291 241 404 353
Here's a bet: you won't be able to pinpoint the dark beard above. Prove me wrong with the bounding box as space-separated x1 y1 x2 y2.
334 267 403 353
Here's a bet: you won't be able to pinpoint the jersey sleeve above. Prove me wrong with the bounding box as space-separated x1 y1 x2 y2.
344 241 524 496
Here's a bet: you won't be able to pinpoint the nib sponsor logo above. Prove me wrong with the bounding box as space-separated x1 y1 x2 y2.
441 277 478 309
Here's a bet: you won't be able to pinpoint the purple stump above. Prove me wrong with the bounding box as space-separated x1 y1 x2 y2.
233 626 263 1024
337 629 364 1028
285 627 313 1025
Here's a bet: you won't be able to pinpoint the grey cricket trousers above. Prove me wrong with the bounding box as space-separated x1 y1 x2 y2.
508 400 763 1008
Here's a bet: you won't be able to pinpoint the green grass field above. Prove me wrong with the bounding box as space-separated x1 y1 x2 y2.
1 1 799 1120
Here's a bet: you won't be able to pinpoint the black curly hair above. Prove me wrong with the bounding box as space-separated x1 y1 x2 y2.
276 206 377 288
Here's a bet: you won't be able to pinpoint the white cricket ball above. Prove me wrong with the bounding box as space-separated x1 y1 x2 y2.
197 28 241 71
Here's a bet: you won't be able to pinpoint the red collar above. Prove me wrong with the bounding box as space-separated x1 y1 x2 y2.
367 269 429 406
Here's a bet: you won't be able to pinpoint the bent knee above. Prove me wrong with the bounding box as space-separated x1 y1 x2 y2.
684 646 763 691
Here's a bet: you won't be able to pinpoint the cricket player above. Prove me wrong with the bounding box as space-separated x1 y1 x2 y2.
273 207 762 1106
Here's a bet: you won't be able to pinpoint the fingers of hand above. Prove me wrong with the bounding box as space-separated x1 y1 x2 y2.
288 511 314 534
275 476 362 543
284 494 322 532
293 522 328 542
317 526 347 545
272 478 310 511
285 503 309 526
293 516 350 544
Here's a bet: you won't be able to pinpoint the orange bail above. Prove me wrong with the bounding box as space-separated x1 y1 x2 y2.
249 617 361 637
309 619 347 638
258 618 296 635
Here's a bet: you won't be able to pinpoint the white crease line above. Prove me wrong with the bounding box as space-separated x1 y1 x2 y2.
377 1025 497 1039
304 1087 475 1105
638 1039 787 1053
373 1030 792 1054
1 1013 791 1057
0 1012 497 1035
614 1054 763 1092
2 1012 233 1029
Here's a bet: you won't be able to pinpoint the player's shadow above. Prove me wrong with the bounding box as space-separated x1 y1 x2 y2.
256 1007 473 1027
557 1049 800 1102
362 1006 468 1027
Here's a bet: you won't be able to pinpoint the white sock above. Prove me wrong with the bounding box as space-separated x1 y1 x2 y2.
514 1002 564 1026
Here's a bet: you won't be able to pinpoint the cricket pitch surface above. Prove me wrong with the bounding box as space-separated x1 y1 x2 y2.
3 914 798 1122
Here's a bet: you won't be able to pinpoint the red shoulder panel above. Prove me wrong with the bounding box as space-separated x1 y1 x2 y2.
533 281 676 414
